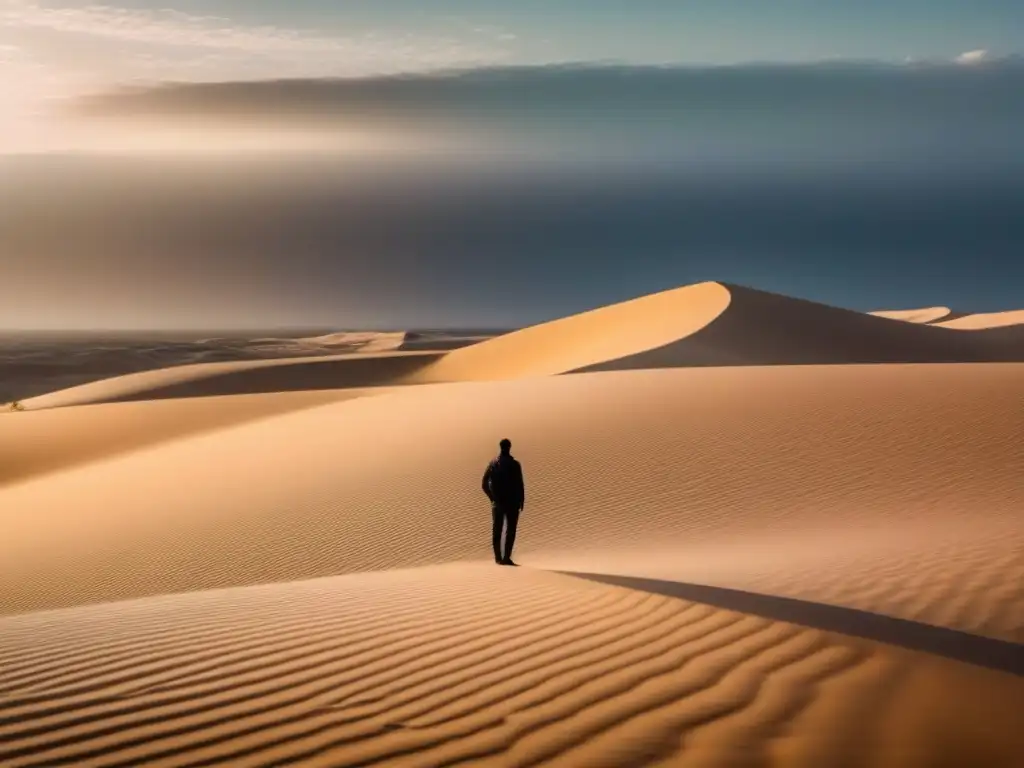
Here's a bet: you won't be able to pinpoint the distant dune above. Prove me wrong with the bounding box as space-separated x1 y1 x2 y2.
936 309 1024 330
870 307 952 323
872 306 1024 331
2 283 1022 767
1 330 494 407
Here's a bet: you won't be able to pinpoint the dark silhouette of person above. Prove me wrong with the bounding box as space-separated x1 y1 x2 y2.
482 438 525 566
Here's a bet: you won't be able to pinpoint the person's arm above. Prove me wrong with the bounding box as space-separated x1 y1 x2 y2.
481 463 494 501
517 463 525 510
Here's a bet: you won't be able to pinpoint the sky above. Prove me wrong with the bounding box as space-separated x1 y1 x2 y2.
2 0 1021 152
1 1 1022 329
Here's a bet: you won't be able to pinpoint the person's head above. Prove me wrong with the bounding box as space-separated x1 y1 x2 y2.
499 438 512 455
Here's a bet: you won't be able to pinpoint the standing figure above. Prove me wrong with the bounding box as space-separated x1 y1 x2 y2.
482 438 525 566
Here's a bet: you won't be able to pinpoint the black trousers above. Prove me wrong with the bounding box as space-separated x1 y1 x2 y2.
491 505 520 562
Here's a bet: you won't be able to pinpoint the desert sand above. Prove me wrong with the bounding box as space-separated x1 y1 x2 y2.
1 282 1022 767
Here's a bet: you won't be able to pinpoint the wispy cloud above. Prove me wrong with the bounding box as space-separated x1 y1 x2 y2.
0 1 521 153
2 2 338 52
0 1 513 75
954 49 988 65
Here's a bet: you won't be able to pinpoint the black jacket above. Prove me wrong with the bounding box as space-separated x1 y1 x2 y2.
482 455 525 509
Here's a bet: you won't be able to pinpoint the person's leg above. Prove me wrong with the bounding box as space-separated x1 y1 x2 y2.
503 509 520 562
491 506 503 563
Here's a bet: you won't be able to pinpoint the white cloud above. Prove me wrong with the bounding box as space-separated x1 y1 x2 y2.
954 49 988 65
3 2 362 54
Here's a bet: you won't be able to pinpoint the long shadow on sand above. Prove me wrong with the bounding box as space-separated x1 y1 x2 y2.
557 571 1023 676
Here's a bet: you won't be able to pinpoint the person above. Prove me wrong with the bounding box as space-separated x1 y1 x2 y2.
482 438 525 566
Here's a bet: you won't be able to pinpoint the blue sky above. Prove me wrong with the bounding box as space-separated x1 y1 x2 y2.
30 0 1020 64
210 0 1023 64
6 1 1021 67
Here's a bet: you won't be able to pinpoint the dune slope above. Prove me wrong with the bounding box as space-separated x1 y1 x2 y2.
416 282 733 380
2 364 1021 646
0 390 378 487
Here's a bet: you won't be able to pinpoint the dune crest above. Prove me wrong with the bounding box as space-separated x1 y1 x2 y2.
416 281 733 380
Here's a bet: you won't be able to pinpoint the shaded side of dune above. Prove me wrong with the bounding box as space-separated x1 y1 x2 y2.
97 353 441 403
575 284 1024 372
2 332 494 407
20 352 443 409
396 329 510 352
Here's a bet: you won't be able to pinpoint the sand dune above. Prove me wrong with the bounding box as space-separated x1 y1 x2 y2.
16 351 438 410
869 307 951 323
3 364 1022 647
417 282 733 380
296 330 499 353
0 332 391 405
1 330 496 408
296 331 407 351
936 309 1024 330
1 565 1022 768
419 282 1023 382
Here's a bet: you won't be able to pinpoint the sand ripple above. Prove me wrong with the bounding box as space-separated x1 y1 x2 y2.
2 566 1021 767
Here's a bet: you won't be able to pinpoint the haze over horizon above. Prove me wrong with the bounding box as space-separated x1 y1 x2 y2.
1 1 1022 329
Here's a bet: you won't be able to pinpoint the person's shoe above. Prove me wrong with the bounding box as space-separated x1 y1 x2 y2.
494 555 503 564
500 557 518 567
